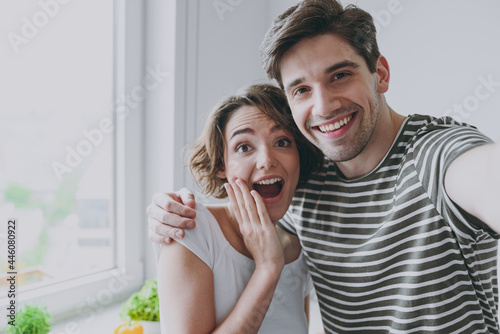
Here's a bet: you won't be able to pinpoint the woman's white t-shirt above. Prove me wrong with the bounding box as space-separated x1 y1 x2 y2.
160 204 313 333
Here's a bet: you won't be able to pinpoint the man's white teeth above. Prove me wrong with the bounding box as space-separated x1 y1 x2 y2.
319 115 352 133
256 178 282 185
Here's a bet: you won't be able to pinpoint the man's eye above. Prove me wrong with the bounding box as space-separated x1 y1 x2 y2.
294 87 308 97
333 72 348 81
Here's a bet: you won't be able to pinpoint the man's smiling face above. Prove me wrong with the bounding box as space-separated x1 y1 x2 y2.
280 33 387 163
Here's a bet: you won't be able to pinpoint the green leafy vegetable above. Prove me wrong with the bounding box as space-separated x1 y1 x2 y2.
120 279 160 321
5 304 51 334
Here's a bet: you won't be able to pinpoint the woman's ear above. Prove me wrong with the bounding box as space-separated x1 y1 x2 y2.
216 168 226 179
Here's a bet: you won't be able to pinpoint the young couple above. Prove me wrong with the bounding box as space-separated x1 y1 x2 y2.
151 0 500 333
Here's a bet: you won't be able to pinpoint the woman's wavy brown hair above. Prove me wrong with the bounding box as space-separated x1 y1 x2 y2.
188 84 323 199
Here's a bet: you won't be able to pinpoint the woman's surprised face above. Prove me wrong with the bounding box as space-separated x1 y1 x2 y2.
218 106 300 222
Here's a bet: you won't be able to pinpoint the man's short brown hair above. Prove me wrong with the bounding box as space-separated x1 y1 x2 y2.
188 84 324 199
260 0 381 87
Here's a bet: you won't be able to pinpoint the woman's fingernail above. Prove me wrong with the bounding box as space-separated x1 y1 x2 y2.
175 231 183 238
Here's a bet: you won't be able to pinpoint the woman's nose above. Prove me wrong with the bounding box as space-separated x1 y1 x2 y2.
257 147 277 169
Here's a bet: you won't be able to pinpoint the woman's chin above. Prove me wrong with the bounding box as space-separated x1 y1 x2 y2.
267 206 288 224
259 186 295 223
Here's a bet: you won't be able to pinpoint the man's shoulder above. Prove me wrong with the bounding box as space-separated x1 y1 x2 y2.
400 113 492 151
405 113 480 138
401 114 493 179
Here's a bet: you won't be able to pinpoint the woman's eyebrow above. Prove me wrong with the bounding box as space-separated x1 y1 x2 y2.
230 127 254 140
230 124 284 140
271 124 285 132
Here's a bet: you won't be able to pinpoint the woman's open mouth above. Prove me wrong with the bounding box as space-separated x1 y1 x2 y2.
253 177 283 199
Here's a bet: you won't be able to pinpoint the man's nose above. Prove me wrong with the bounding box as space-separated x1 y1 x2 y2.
312 87 341 117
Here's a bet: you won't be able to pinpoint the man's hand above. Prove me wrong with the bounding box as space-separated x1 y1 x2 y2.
146 188 198 244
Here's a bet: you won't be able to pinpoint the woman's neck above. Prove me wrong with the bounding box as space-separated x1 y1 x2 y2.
208 203 252 258
207 203 301 264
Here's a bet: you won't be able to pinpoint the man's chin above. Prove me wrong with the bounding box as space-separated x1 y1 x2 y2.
321 145 364 163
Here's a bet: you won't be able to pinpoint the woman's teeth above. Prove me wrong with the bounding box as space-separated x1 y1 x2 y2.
256 177 282 185
253 178 284 199
318 115 352 133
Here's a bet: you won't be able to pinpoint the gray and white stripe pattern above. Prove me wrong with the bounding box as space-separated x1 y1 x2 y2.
279 114 498 333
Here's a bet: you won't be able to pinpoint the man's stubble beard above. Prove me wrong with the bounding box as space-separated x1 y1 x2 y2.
316 93 379 163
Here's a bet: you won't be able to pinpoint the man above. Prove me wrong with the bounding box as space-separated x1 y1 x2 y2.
147 0 500 332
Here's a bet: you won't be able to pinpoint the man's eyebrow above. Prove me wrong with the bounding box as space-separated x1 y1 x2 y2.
325 60 360 75
284 60 360 93
285 77 305 94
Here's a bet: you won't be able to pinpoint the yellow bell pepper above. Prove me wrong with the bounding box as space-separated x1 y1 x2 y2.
114 321 143 334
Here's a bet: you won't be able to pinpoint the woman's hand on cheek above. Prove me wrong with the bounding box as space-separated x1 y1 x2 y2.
225 179 285 271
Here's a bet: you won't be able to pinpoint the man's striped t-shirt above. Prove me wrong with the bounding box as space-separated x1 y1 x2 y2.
279 114 498 333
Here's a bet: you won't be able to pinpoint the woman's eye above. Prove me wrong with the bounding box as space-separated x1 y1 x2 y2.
276 139 292 148
236 144 250 153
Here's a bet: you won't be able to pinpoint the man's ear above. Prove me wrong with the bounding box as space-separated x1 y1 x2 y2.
375 55 390 94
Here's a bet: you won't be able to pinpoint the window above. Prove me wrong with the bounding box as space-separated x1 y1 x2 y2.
0 0 144 320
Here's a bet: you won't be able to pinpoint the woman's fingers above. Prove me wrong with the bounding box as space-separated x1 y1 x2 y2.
235 179 261 226
229 179 285 268
251 190 273 228
230 179 251 224
225 183 243 224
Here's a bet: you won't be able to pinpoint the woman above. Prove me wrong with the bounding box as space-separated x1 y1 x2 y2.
157 84 323 333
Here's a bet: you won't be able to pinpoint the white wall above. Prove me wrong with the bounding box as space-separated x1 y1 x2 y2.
360 0 500 142
144 0 500 277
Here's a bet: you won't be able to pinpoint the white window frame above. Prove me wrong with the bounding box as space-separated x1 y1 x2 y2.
0 0 145 322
